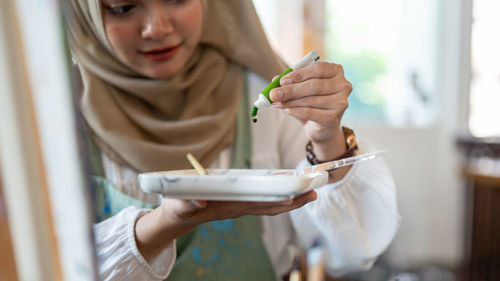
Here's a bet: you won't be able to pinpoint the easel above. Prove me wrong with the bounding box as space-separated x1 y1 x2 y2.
0 0 97 280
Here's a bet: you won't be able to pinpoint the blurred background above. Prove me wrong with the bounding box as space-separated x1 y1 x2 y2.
253 0 499 280
1 0 499 280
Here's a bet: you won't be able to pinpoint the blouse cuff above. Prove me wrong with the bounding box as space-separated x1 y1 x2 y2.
95 206 176 281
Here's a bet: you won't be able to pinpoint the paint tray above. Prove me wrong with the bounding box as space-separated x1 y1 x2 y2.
138 169 328 201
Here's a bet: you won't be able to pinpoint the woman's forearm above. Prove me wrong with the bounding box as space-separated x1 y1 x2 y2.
134 205 194 261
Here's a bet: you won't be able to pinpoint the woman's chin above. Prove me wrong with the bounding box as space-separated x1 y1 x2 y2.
140 64 180 79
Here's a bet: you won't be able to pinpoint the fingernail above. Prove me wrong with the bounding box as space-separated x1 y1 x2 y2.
271 102 282 108
191 200 207 208
280 199 293 205
308 197 317 203
280 78 292 85
270 89 283 101
308 193 318 203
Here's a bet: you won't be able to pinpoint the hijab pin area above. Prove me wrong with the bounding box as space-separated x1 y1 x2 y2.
251 49 320 123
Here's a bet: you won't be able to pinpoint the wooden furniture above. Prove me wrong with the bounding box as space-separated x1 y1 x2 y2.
457 136 500 281
0 178 19 281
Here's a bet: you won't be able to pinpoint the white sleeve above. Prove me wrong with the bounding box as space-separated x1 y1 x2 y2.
289 142 400 277
94 206 176 281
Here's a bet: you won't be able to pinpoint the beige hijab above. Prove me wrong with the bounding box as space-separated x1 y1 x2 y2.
66 0 286 172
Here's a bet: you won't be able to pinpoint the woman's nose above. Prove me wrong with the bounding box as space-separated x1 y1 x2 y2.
141 10 174 39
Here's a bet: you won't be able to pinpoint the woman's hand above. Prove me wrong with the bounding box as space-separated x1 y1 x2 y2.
135 191 317 261
270 62 353 162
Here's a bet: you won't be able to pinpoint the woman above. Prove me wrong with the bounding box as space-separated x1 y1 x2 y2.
66 0 400 280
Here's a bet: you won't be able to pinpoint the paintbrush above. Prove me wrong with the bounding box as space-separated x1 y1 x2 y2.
272 150 387 175
186 153 209 175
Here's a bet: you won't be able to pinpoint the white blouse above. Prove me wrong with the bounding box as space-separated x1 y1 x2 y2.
94 73 400 281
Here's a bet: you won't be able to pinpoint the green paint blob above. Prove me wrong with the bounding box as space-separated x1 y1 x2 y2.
251 106 258 123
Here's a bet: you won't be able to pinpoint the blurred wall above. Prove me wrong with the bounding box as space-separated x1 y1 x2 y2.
358 127 464 269
356 0 472 270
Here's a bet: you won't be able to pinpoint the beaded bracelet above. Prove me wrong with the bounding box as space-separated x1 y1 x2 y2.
306 126 358 165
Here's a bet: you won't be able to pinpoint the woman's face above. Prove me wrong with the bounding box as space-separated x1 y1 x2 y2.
101 0 203 79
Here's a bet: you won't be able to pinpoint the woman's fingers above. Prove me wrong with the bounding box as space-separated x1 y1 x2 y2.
284 107 348 127
270 76 352 104
267 61 352 143
274 93 348 110
245 190 317 216
271 79 329 102
166 190 318 225
190 200 208 209
204 191 316 218
281 62 343 85
209 198 294 210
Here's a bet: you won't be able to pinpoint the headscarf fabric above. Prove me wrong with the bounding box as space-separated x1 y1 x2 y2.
66 0 286 172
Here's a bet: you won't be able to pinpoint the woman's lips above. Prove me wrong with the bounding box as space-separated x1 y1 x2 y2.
140 45 180 62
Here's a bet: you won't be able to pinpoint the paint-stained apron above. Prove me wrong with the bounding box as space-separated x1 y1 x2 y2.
91 72 277 280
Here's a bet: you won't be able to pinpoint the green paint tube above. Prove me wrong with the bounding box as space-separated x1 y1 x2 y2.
251 49 320 123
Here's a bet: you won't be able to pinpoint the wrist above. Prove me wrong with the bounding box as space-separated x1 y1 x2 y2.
306 126 358 183
135 206 194 261
310 128 346 162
